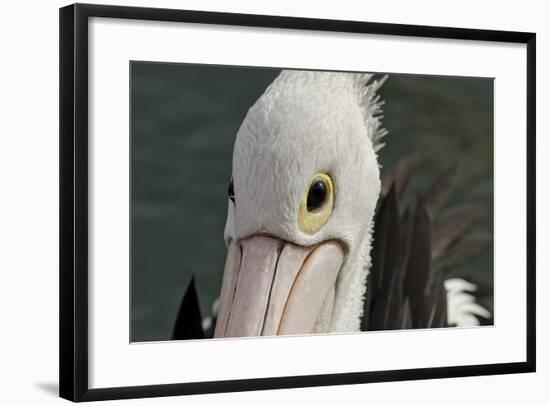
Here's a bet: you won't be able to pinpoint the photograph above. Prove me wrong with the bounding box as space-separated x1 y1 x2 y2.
130 63 494 342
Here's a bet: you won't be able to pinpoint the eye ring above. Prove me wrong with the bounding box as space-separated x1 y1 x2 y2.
298 173 334 235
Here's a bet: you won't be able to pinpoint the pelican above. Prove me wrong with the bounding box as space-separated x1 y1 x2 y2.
173 70 492 340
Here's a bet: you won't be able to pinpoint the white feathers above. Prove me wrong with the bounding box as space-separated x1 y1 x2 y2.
201 298 220 332
201 316 212 332
353 74 388 153
445 278 491 327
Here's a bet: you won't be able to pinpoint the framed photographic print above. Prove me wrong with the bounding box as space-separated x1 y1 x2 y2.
59 3 536 402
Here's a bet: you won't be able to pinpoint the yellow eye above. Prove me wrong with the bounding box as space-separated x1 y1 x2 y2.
298 173 334 235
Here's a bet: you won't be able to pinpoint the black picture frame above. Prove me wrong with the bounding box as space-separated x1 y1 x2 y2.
59 3 536 402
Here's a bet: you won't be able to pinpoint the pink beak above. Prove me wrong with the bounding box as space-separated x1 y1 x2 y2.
214 235 345 337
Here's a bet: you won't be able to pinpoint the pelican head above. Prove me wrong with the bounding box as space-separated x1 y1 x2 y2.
214 70 387 337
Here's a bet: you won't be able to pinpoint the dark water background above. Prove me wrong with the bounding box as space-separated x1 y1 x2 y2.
131 63 493 342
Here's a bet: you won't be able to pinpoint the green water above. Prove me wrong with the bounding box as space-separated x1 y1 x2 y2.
131 63 493 342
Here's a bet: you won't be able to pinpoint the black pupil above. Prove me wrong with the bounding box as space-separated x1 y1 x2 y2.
307 180 327 211
228 178 235 203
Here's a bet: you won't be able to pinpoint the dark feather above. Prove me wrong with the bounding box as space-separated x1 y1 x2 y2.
363 156 491 331
432 204 487 259
380 154 419 204
434 232 492 272
397 298 413 330
172 276 205 340
363 186 410 330
419 164 460 216
424 271 448 328
403 201 433 328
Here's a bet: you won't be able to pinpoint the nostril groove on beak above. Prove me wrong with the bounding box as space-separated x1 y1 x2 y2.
259 240 286 335
223 243 244 337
